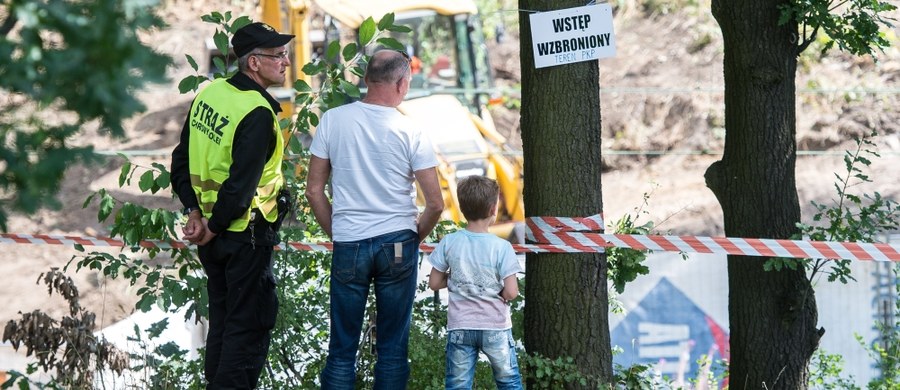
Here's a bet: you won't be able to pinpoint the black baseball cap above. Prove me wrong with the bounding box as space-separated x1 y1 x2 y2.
232 22 294 58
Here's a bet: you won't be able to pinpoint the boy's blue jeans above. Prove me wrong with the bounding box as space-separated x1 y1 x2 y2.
445 329 524 390
320 229 419 390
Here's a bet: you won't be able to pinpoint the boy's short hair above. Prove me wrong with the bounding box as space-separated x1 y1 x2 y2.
457 175 500 221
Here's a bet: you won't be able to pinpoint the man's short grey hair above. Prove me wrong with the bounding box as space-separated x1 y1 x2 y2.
365 50 409 83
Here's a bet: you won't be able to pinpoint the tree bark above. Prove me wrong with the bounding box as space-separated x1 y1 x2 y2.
707 1 822 388
519 1 612 387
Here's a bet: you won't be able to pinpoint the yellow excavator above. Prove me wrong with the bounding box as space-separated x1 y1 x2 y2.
257 0 525 241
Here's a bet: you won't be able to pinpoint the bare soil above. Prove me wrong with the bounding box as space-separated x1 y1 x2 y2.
2 1 898 329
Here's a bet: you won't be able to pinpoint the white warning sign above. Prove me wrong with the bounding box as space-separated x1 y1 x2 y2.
529 4 616 69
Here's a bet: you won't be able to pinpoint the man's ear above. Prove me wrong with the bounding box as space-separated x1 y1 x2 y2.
248 56 261 71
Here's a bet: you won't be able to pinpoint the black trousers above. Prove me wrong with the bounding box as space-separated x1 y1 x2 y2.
198 234 278 389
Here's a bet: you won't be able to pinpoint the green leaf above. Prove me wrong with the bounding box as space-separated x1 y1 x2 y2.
213 57 227 75
136 294 155 312
99 193 116 222
178 75 205 93
376 37 404 51
230 16 253 33
139 170 155 192
201 13 222 24
342 42 359 62
387 24 412 33
359 17 377 45
377 13 395 31
146 271 160 285
339 80 361 98
186 54 199 71
82 193 96 209
294 79 312 93
301 61 324 76
350 65 365 78
213 29 229 57
147 318 169 338
326 40 341 60
156 170 171 189
119 160 132 187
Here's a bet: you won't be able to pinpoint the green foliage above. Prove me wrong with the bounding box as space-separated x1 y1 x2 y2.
257 248 333 388
127 323 206 389
607 190 656 294
790 134 898 389
763 256 804 273
178 11 251 92
689 354 728 389
858 263 900 389
1 363 65 390
612 363 665 389
1 0 170 135
807 349 860 389
522 353 591 388
0 0 171 230
779 0 896 58
406 288 453 389
473 0 519 42
780 132 899 283
70 158 208 323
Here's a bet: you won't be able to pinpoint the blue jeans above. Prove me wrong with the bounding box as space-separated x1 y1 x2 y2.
445 329 523 390
320 229 419 390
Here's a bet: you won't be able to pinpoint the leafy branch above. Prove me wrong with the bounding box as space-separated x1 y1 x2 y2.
288 14 411 142
72 157 207 321
779 0 897 57
607 187 661 294
177 12 252 93
766 132 899 282
0 0 170 230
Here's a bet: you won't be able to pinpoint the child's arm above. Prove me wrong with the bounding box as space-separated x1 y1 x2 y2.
428 267 448 291
499 274 519 302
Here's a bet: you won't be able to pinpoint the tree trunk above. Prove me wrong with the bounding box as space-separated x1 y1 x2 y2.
707 1 822 388
519 1 612 387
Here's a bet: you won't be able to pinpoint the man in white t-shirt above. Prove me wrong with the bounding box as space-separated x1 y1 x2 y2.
305 49 444 389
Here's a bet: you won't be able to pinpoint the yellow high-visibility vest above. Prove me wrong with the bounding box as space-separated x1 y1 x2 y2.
187 79 284 232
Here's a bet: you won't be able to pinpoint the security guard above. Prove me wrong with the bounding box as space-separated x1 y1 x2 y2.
171 21 293 389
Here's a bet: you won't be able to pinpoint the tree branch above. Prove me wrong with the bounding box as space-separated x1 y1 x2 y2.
796 25 819 55
829 0 851 13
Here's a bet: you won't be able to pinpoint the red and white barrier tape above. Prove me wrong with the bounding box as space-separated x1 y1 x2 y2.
2 227 898 262
523 214 900 262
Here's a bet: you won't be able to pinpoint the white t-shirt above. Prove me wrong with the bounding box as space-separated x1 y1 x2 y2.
428 229 523 330
309 101 438 242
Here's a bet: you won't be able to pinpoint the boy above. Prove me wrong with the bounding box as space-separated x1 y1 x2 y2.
428 175 524 390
